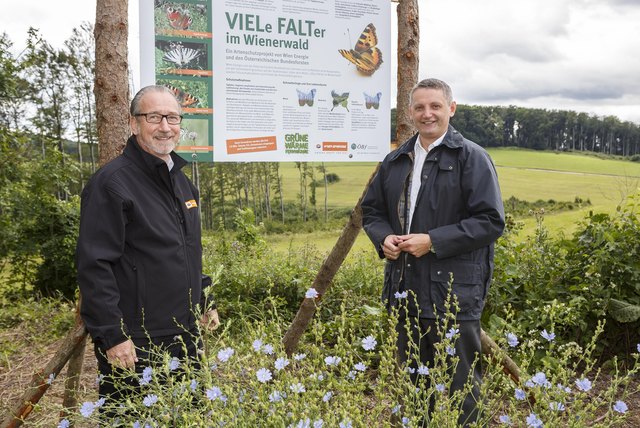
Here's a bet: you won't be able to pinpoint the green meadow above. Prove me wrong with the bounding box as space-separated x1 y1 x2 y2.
267 149 640 252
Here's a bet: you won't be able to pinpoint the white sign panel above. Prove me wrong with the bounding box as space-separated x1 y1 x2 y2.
212 0 391 161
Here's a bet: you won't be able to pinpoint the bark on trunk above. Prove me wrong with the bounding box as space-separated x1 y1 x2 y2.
94 0 130 165
396 0 420 143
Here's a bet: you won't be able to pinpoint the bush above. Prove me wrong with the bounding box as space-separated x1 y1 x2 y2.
487 193 640 358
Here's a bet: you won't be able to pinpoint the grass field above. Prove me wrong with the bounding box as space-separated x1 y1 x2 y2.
264 149 640 252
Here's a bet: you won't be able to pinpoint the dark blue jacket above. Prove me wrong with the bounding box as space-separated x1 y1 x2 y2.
77 136 204 350
362 126 504 320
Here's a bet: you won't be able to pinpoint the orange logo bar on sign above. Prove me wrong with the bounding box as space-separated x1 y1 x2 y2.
227 136 277 154
322 141 348 152
176 146 213 152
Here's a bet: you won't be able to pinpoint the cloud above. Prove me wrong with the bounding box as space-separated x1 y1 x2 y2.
417 0 640 123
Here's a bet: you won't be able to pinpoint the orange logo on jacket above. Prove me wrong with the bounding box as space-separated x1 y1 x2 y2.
185 199 198 209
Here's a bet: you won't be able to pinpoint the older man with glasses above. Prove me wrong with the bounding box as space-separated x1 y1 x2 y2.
76 85 219 405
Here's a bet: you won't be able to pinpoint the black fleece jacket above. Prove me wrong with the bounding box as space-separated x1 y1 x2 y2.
76 136 205 351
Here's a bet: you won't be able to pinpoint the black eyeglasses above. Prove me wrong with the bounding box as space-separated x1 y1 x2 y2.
134 113 183 125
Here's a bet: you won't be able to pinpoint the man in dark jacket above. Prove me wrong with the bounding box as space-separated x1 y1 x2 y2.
76 85 219 401
362 78 504 426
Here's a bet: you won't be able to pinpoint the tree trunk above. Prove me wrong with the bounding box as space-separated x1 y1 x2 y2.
94 0 130 165
396 0 420 143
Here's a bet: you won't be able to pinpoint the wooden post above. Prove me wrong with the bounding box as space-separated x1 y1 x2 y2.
59 308 87 425
480 329 521 384
282 165 379 355
0 323 87 428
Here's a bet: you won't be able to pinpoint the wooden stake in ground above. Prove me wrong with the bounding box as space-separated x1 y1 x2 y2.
0 323 87 428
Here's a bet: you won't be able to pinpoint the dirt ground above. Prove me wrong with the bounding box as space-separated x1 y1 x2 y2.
1 331 640 427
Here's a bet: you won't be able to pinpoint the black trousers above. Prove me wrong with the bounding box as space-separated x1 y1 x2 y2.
396 316 482 427
95 330 201 402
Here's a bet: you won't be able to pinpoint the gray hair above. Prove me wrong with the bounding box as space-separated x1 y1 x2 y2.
130 85 182 115
409 78 454 106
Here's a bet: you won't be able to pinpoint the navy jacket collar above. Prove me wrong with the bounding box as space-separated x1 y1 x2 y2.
390 125 464 162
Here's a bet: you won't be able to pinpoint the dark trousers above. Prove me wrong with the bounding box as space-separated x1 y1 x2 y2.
396 316 482 427
95 330 201 401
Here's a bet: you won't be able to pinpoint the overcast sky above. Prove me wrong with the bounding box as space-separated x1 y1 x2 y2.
3 0 640 124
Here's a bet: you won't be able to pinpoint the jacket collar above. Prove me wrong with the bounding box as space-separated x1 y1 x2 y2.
389 125 464 162
123 135 187 174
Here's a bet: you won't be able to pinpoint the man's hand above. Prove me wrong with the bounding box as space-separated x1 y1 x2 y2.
382 235 404 260
200 308 220 331
106 339 138 369
397 233 432 258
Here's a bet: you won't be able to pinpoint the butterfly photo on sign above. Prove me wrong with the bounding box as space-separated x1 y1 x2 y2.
363 92 382 109
154 2 209 36
331 91 350 112
156 78 209 110
296 89 316 107
338 23 383 76
164 84 199 108
156 40 208 72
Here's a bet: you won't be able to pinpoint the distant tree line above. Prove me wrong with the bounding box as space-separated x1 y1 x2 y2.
451 104 640 156
391 105 640 156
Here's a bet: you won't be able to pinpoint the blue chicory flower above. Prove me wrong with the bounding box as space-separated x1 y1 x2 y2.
506 332 519 347
324 356 341 366
575 377 592 392
206 386 224 401
262 344 275 355
526 412 543 428
549 401 565 411
361 335 377 351
256 368 272 383
498 414 512 425
290 382 306 393
445 327 459 339
79 401 95 418
275 357 290 371
613 400 628 414
139 366 153 385
217 347 234 362
394 291 408 299
143 394 158 407
541 329 556 342
269 390 284 403
168 357 180 371
354 362 367 372
515 388 526 400
305 288 319 299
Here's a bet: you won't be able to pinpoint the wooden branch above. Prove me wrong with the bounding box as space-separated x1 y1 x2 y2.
282 165 381 355
0 323 88 428
60 307 87 425
480 328 521 384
